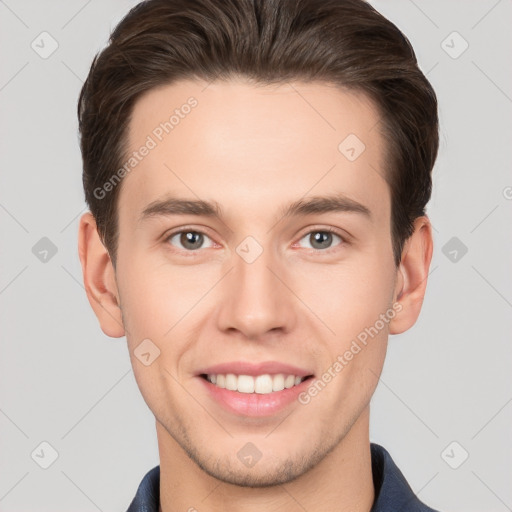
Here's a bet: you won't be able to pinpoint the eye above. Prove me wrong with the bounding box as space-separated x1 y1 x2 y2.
165 229 216 252
163 227 346 254
296 228 345 252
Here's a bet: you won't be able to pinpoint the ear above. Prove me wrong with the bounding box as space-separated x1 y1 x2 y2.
78 212 125 338
389 216 433 335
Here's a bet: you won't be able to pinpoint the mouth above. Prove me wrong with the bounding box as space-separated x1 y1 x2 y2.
200 373 313 394
196 362 315 417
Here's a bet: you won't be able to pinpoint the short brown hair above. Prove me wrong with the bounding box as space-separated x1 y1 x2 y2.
78 0 439 267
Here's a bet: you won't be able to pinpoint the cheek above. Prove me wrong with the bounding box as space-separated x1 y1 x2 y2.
294 254 395 337
117 257 219 392
312 317 389 420
117 252 209 335
117 261 194 417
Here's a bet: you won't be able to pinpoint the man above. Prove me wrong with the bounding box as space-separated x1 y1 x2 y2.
77 0 440 510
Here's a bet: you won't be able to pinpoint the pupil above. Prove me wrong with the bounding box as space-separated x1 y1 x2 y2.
182 231 202 249
311 231 331 249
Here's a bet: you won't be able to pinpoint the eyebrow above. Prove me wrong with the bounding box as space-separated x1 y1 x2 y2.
138 193 372 224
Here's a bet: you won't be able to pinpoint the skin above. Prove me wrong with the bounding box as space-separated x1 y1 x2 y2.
78 78 433 512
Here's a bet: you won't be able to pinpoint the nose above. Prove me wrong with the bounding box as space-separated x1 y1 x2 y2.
216 244 297 341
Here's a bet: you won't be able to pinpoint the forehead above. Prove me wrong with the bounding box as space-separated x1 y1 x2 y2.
119 78 389 226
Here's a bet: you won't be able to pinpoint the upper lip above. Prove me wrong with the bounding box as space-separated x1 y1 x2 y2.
197 361 313 377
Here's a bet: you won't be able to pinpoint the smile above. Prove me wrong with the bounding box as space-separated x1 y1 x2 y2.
202 373 307 394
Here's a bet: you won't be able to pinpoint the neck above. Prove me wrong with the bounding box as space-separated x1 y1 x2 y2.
158 407 374 512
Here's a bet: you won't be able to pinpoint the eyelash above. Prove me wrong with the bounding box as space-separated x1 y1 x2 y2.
163 225 347 256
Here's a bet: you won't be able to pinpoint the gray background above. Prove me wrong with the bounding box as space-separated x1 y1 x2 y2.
0 0 511 510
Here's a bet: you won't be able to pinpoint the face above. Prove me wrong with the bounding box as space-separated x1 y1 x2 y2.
112 78 400 486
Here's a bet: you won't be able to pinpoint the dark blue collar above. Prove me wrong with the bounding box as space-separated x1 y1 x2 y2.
126 443 440 511
369 443 439 511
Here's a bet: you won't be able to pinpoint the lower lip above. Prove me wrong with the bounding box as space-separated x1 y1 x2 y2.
198 376 312 417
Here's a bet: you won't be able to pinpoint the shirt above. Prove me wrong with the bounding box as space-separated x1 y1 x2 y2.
126 442 440 512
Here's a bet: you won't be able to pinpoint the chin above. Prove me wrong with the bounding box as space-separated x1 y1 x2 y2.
182 437 335 488
196 456 311 488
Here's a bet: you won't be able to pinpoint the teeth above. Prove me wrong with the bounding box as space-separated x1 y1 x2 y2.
238 375 255 393
254 374 273 394
206 373 305 394
216 374 226 388
284 375 295 389
272 374 285 392
225 373 237 391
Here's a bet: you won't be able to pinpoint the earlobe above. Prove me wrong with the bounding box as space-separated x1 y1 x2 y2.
78 212 125 338
389 216 433 335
